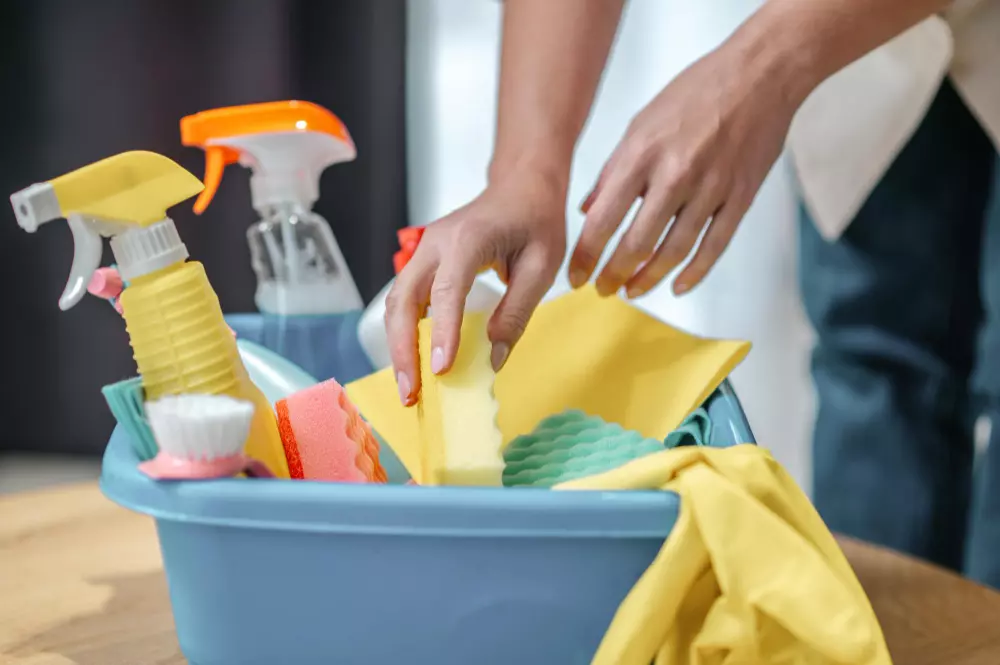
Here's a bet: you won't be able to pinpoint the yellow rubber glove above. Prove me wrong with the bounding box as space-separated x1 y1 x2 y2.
557 445 892 665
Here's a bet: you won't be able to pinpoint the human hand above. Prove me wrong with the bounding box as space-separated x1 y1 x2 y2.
385 171 567 406
569 32 806 298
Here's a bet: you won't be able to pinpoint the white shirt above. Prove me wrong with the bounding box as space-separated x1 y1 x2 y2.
788 0 1000 239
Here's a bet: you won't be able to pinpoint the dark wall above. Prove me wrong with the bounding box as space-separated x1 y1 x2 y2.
0 0 407 455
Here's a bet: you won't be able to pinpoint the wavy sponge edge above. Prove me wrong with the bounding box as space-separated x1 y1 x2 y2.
503 410 665 488
416 311 504 486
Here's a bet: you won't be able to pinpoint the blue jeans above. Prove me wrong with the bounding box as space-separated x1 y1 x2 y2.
800 80 1000 587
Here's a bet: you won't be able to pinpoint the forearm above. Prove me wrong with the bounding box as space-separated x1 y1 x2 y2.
730 0 954 107
489 0 626 189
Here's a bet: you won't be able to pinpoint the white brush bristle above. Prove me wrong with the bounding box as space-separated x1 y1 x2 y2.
145 394 255 461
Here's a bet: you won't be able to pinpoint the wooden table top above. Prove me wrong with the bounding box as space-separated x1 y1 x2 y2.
2 483 999 665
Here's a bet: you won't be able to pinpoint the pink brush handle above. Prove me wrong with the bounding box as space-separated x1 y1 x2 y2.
139 453 272 480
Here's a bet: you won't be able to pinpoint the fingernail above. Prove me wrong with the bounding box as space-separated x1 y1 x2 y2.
397 371 412 405
491 342 510 372
595 279 617 297
673 281 689 296
569 268 587 288
431 346 446 374
626 285 644 299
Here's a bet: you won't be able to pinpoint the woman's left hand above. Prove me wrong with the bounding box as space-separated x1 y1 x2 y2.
569 30 807 298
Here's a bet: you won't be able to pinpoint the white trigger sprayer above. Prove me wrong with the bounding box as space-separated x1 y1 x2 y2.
11 183 123 310
9 152 200 311
181 101 363 316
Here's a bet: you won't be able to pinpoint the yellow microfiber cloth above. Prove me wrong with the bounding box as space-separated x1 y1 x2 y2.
557 445 892 665
346 286 750 481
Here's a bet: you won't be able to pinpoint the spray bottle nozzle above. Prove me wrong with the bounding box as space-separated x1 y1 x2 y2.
9 151 204 311
181 100 355 214
10 183 61 233
393 226 426 275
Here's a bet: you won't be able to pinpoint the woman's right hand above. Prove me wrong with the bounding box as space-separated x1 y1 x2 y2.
385 168 567 406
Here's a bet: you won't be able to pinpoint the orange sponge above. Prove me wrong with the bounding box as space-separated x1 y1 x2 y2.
276 379 387 483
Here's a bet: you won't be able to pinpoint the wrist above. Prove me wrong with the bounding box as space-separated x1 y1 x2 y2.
726 4 830 111
487 149 571 200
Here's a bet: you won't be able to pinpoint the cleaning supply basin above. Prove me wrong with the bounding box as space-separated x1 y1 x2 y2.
99 315 755 665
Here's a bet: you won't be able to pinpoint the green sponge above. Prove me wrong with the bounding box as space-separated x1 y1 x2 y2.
101 377 158 462
503 410 665 488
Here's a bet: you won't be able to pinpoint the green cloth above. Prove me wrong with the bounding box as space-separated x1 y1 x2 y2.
102 377 158 461
664 407 712 448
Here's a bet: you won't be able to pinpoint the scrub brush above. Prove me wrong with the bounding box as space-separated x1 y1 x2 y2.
139 394 274 480
503 410 665 488
102 377 158 461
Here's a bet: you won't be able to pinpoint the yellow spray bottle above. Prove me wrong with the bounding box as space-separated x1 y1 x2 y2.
10 150 290 478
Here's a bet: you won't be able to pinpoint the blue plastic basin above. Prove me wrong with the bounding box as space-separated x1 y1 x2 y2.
99 314 754 665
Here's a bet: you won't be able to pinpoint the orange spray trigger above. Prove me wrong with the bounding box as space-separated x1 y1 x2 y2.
192 146 239 214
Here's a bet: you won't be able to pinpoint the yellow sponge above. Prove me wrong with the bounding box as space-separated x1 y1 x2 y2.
416 312 504 486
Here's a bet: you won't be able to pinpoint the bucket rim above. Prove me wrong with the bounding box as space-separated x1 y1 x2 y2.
101 425 681 538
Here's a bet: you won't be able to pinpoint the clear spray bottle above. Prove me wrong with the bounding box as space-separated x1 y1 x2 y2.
181 101 363 316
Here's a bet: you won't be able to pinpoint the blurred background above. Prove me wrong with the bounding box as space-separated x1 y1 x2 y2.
0 0 812 493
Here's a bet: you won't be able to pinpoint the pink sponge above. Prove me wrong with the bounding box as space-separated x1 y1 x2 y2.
276 379 388 483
